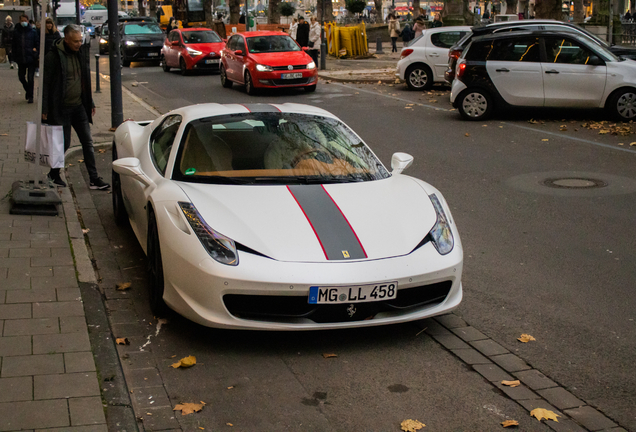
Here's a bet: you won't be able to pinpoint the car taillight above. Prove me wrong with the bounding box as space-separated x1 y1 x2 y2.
457 62 467 79
449 49 461 60
400 49 413 59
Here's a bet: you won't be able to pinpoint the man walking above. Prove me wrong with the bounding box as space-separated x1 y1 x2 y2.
296 16 310 48
42 24 109 190
12 14 38 103
1 16 16 68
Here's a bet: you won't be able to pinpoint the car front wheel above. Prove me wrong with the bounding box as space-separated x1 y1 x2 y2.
245 71 257 95
405 64 433 91
180 57 189 76
161 55 170 72
147 210 169 317
608 88 636 121
220 65 232 88
458 89 493 121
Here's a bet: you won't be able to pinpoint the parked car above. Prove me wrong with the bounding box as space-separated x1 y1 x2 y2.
162 28 225 75
120 20 164 66
82 21 95 38
397 26 471 90
220 31 318 95
111 103 463 329
450 30 636 121
445 19 636 84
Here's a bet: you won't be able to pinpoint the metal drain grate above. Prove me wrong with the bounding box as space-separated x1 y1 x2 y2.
543 178 607 189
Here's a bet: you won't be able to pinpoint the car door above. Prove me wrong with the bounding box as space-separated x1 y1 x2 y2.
541 36 607 108
484 36 544 106
224 35 240 80
427 30 468 79
231 35 247 83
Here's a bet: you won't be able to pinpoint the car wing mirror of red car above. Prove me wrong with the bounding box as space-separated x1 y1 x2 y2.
171 41 180 46
235 49 243 55
302 46 309 51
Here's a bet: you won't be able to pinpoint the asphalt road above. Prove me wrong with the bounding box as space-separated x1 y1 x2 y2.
90 45 636 430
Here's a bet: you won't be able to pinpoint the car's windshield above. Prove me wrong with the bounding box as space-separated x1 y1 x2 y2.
173 113 390 185
182 30 222 44
123 23 162 35
246 35 300 53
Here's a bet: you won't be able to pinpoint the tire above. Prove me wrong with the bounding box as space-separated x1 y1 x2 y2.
180 57 189 76
161 56 170 72
244 71 257 95
457 88 493 121
608 88 636 121
111 145 129 226
405 64 433 91
147 210 169 317
304 84 317 92
220 65 232 88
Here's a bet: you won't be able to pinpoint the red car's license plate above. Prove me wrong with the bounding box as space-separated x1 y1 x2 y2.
281 73 303 79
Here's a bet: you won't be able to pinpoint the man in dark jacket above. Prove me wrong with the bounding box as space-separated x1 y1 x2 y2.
12 14 38 103
295 16 310 47
42 24 109 190
1 16 16 68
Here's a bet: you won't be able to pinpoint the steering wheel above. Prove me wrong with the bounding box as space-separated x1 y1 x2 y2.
291 148 332 168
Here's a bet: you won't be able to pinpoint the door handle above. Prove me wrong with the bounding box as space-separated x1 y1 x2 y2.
495 68 509 72
429 53 439 57
545 70 560 74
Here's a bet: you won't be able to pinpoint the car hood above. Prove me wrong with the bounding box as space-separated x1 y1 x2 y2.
177 176 437 263
184 42 225 54
250 51 313 67
124 33 164 42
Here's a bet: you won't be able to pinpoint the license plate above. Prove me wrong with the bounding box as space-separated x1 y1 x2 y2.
308 282 398 304
205 59 219 64
281 72 303 79
147 52 159 57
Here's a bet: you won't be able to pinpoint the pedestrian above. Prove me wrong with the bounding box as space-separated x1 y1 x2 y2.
1 16 16 69
12 14 39 103
625 10 632 21
413 15 426 39
41 24 110 190
431 12 443 27
44 17 62 55
239 13 246 24
289 18 298 40
388 13 400 53
308 16 320 64
296 16 310 47
166 17 177 33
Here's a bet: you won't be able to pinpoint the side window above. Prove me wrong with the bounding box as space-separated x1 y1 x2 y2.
485 37 541 62
544 37 596 65
168 31 178 42
228 36 238 50
236 36 246 52
431 31 467 49
150 115 182 175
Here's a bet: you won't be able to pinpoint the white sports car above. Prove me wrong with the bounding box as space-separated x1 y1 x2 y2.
111 103 463 330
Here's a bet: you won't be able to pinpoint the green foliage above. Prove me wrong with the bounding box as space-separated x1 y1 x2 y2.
279 2 296 17
345 0 366 14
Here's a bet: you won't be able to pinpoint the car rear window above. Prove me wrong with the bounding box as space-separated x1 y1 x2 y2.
246 35 300 53
431 31 469 48
182 31 222 44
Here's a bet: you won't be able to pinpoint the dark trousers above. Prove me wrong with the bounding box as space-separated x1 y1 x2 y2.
309 49 319 65
391 37 398 52
17 62 35 99
50 104 98 180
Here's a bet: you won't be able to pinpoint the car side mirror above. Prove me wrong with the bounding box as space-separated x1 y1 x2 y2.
235 49 243 55
171 40 179 46
391 152 414 175
113 157 156 188
302 46 309 51
588 55 604 66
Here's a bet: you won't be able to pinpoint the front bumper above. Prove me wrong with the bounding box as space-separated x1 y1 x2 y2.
123 46 162 62
253 69 318 88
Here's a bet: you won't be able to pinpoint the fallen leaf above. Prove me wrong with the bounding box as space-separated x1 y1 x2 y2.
482 124 488 127
226 423 233 427
116 282 132 291
499 126 504 128
227 386 234 390
465 133 470 137
518 334 536 343
172 355 196 368
78 159 84 163
501 419 519 427
322 353 338 358
501 380 521 387
528 119 539 124
199 428 205 430
377 80 382 84
599 129 610 134
405 106 412 109
98 149 107 153
401 419 425 431
429 99 437 103
170 355 177 358
116 337 130 345
530 408 560 422
82 228 90 234
618 143 624 145
0 133 8 136
541 139 549 142
630 142 636 146
173 401 205 415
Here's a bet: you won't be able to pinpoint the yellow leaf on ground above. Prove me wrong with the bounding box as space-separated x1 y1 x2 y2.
322 353 338 358
199 427 205 430
599 129 610 134
227 386 234 390
501 380 521 387
116 282 132 291
501 419 519 427
226 423 234 426
173 401 205 415
82 229 90 234
115 337 129 345
541 139 549 142
530 408 560 422
78 159 84 163
630 142 636 146
518 334 536 343
172 355 196 368
401 419 425 431
465 133 470 137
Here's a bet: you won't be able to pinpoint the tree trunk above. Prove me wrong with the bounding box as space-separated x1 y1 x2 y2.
229 0 241 24
268 0 281 24
316 0 334 22
412 0 421 16
573 0 584 22
374 0 382 18
505 0 518 14
204 0 214 27
534 0 563 19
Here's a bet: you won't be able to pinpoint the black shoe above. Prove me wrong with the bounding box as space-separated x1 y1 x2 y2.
89 177 110 190
47 174 67 187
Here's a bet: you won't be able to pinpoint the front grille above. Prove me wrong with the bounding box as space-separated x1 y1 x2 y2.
272 64 306 71
223 280 453 324
130 48 161 60
195 59 221 69
270 78 311 86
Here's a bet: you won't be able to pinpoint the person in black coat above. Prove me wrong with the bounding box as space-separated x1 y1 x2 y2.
2 16 16 68
12 14 39 103
295 16 310 47
43 17 62 55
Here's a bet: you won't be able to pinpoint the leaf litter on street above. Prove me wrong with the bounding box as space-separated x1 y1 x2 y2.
501 380 521 387
518 334 536 343
116 282 132 291
400 419 425 431
501 419 519 427
173 401 205 415
172 355 196 368
530 408 560 422
322 353 338 358
116 337 129 345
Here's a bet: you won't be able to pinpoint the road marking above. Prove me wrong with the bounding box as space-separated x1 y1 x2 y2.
334 82 450 111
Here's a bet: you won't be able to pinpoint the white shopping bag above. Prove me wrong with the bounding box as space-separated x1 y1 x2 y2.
24 122 65 169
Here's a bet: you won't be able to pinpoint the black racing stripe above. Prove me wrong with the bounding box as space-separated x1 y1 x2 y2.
288 185 366 261
241 104 280 113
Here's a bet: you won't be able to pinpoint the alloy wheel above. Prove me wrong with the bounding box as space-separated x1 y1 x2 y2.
462 92 488 118
617 92 636 119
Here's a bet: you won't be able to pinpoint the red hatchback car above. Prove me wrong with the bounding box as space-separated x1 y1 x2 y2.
162 28 225 75
220 31 318 94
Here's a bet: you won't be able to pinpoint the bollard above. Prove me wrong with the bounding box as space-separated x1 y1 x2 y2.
376 36 383 54
95 54 101 93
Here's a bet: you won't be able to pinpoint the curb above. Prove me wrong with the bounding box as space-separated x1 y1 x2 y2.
318 72 399 84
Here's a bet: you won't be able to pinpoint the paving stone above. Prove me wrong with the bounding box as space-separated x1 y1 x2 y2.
126 367 163 388
7 266 52 278
514 369 559 390
1 354 64 377
0 292 4 304
0 276 31 290
491 353 531 372
434 313 467 329
107 309 139 325
111 322 148 337
0 376 32 402
450 348 491 365
599 428 628 432
33 301 85 318
130 386 172 410
0 320 3 335
494 381 540 400
34 372 101 399
451 326 489 342
10 248 51 258
35 427 108 432
31 254 74 267
137 406 181 431
60 316 89 333
31 238 68 248
3 318 59 336
56 287 82 302
0 304 32 319
120 351 157 371
469 339 510 356
564 406 617 430
31 274 78 289
104 299 135 312
33 331 91 354
472 363 514 382
0 335 32 356
430 333 471 350
0 257 31 269
0 399 69 431
6 289 58 304
516 399 586 432
65 352 97 373
538 387 585 410
69 397 106 426
0 240 30 249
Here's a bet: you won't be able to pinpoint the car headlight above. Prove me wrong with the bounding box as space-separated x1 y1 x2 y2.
255 64 273 72
186 47 203 56
125 40 136 46
428 194 454 255
179 202 238 266
306 61 316 70
99 38 107 44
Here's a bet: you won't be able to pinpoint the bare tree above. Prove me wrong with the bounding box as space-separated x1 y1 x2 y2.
413 0 421 16
534 0 562 19
573 0 584 22
204 0 214 27
229 0 240 23
505 0 518 14
268 0 281 24
316 0 334 22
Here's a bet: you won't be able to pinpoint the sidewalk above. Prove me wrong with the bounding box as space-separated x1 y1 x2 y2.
318 41 405 83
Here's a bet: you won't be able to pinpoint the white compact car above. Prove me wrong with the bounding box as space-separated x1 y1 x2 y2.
397 26 471 90
111 103 463 330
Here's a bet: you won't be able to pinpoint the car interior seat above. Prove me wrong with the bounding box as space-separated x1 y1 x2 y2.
180 125 233 174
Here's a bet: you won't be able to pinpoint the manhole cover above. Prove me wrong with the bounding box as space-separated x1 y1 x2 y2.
543 178 607 189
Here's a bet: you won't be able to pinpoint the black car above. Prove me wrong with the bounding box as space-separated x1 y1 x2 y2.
444 19 636 83
120 21 164 66
99 17 159 56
